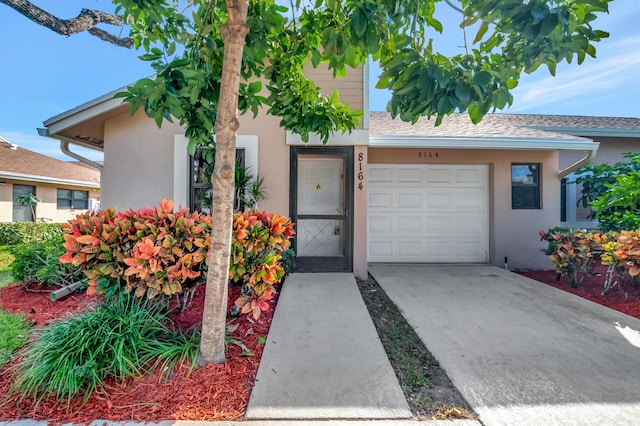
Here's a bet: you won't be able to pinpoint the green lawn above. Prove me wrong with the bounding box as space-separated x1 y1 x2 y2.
0 245 28 368
0 245 14 289
0 309 30 368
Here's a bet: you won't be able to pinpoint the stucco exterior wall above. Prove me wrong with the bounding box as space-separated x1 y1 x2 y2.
559 136 639 169
366 148 560 270
102 110 185 210
102 106 291 216
0 183 12 222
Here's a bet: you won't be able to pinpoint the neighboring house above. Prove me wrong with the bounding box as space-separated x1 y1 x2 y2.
38 66 640 273
0 137 100 223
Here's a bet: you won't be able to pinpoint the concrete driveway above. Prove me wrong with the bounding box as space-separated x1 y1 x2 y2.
369 264 640 426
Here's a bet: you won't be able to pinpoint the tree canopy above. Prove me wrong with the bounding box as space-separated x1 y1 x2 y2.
2 0 613 364
115 0 611 152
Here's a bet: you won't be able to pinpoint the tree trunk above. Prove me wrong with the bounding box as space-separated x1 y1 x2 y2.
198 0 250 365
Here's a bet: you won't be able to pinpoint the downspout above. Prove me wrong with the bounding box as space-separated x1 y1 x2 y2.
38 129 103 172
558 146 598 179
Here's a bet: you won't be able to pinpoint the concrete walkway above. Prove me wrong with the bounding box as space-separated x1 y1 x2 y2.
370 264 640 426
245 273 412 420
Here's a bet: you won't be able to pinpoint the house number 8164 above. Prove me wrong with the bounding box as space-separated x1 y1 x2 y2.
357 152 364 190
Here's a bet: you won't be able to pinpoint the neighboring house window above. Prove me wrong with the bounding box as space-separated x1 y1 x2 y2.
512 163 541 209
13 184 35 222
57 189 89 210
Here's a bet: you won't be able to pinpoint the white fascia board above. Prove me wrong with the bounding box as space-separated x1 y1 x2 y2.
369 135 600 151
529 126 640 138
286 129 369 145
0 171 100 188
43 87 126 134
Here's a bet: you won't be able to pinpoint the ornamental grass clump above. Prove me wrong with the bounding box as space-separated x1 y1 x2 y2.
10 293 199 405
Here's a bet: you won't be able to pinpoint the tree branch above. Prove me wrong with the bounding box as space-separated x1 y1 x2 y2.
0 0 133 48
443 0 464 14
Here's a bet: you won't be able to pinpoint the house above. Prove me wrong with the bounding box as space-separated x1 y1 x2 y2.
37 66 640 274
0 137 100 222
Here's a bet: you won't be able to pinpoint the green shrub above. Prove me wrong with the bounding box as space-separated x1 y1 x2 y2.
575 153 640 232
281 248 297 276
0 222 63 246
230 210 295 319
60 199 211 300
11 293 199 404
589 170 640 232
61 200 295 319
0 246 15 288
0 310 30 368
10 236 83 285
539 228 597 288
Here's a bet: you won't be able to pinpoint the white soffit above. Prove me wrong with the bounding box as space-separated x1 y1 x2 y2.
369 135 600 151
286 129 369 146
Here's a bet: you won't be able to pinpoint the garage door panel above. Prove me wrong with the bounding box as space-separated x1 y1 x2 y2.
368 191 393 208
454 190 486 209
426 191 452 209
398 167 422 183
368 167 393 183
398 241 422 257
368 164 489 263
369 241 393 257
368 215 392 234
455 168 487 185
455 216 487 234
398 192 423 208
397 217 422 234
424 215 455 234
426 167 453 183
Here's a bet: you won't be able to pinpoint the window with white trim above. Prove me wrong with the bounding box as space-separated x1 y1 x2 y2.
57 189 89 210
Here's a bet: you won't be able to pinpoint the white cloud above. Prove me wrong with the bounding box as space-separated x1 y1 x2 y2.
510 36 640 113
0 130 104 162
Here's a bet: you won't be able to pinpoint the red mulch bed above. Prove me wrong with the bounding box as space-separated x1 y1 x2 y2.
0 282 278 424
516 260 640 319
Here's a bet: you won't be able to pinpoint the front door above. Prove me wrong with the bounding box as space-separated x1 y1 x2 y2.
290 146 353 272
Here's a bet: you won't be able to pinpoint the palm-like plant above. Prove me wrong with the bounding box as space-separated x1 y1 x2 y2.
15 193 40 222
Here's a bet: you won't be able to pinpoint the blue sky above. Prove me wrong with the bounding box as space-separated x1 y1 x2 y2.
0 1 638 162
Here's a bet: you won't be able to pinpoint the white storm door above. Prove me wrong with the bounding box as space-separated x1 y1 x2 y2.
297 156 344 257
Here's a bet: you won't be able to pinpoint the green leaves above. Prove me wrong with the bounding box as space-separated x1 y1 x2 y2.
10 293 199 404
113 0 612 137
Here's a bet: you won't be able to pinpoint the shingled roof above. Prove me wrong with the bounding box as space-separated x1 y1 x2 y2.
0 139 100 187
370 112 640 140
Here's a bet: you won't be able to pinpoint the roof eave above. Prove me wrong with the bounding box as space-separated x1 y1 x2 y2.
43 87 126 135
0 171 100 188
529 126 640 138
369 135 599 151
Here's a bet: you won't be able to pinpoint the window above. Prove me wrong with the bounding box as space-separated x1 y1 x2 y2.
57 189 89 210
13 184 35 222
512 163 541 209
190 148 246 214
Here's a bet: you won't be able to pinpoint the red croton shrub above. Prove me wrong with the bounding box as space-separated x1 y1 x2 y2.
60 199 295 318
230 210 295 318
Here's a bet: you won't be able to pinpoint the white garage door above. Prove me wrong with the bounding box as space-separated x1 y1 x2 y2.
367 164 489 263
